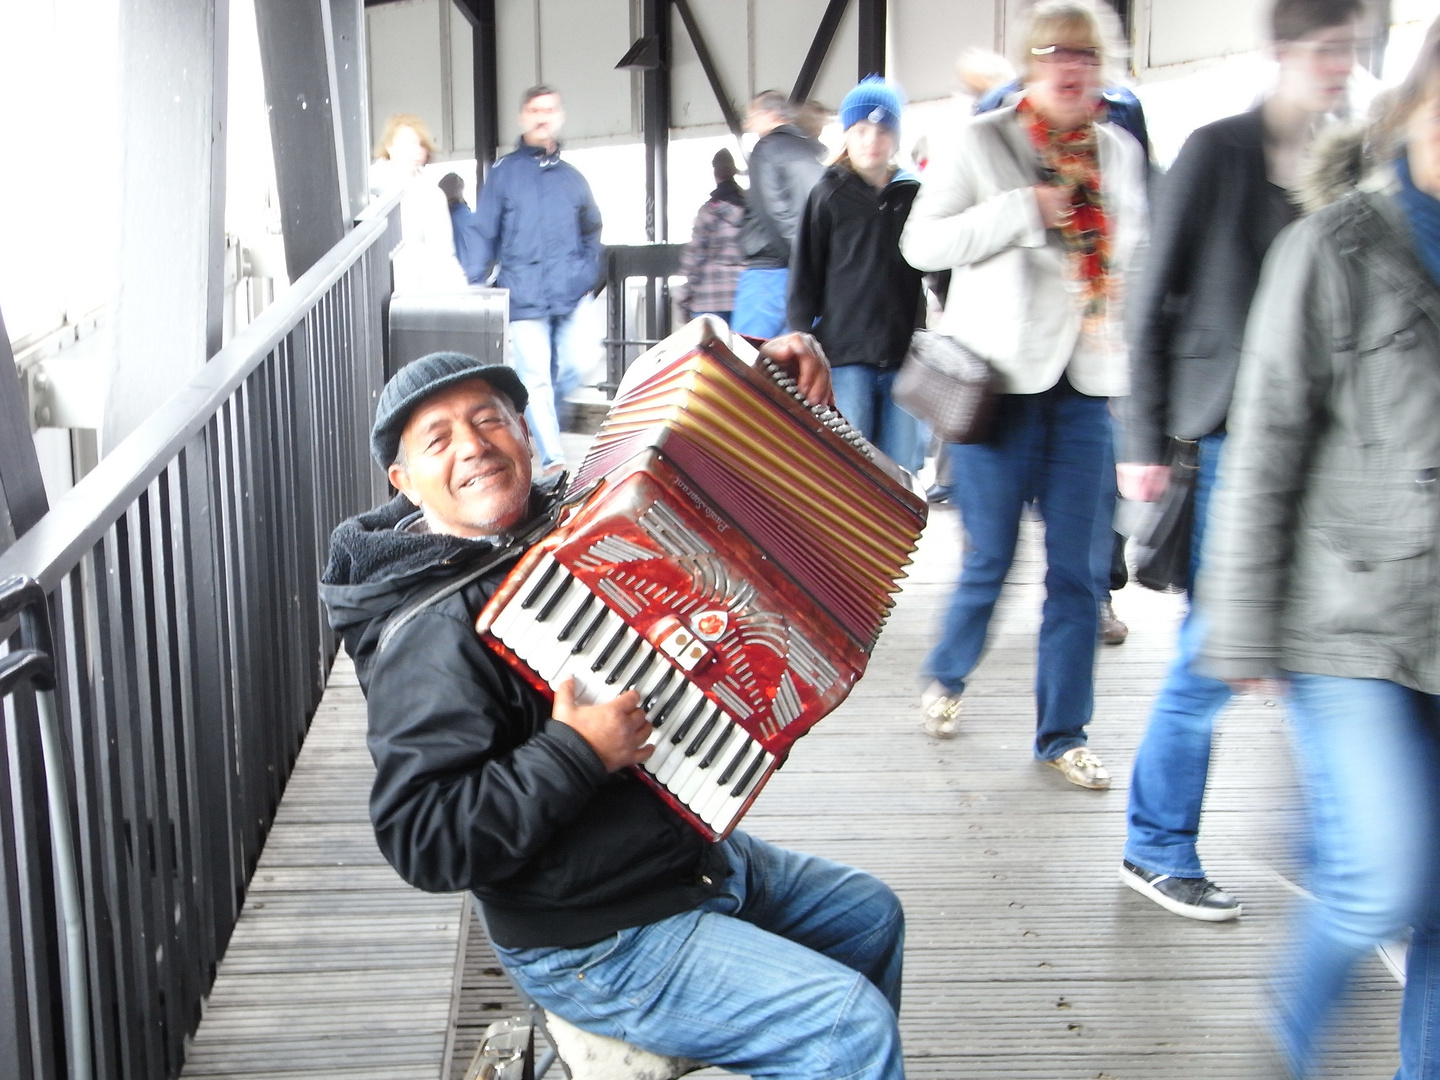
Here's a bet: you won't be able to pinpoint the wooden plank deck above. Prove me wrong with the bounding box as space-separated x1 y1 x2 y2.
182 484 1403 1079
454 504 1402 1079
180 657 467 1080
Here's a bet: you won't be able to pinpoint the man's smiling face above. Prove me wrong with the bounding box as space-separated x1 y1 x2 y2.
387 378 534 537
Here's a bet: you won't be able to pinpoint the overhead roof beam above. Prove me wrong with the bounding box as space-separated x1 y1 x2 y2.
857 0 885 77
254 0 349 282
791 0 851 104
673 0 743 142
641 0 670 242
452 0 500 189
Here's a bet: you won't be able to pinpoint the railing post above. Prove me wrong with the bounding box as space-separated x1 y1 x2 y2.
0 694 37 1080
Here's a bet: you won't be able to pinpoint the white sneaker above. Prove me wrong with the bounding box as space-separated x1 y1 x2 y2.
920 680 962 738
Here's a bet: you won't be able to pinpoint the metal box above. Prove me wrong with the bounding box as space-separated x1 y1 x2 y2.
388 288 509 372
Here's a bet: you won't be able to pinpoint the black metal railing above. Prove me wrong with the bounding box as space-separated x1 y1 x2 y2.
0 195 401 1080
602 243 684 393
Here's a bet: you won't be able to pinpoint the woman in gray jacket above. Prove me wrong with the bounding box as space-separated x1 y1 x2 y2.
1200 22 1440 1077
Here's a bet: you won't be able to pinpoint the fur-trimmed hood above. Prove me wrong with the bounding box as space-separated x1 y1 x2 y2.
1298 122 1375 213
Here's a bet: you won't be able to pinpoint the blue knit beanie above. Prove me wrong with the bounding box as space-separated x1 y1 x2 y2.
371 351 529 468
839 76 904 134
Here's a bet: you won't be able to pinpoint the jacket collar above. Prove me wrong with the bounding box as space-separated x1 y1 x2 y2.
516 137 563 167
1344 167 1440 330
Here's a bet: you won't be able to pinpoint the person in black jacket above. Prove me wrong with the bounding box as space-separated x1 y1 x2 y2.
789 77 924 472
320 346 907 1080
1116 0 1364 923
731 91 827 338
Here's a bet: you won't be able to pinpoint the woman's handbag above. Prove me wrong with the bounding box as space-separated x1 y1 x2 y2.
1131 438 1200 593
891 329 1003 444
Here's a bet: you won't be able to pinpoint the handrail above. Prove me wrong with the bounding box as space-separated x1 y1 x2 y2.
0 188 402 599
0 187 402 1080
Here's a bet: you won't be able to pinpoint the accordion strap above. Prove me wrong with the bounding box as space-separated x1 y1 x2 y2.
377 490 576 656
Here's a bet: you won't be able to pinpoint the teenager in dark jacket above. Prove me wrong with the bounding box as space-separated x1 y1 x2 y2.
320 344 907 1080
789 77 924 472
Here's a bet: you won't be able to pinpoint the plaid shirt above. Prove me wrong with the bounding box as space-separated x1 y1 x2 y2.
677 194 747 317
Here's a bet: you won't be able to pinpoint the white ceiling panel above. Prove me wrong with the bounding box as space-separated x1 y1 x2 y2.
1144 0 1267 69
890 0 1000 102
367 0 446 156
670 0 748 132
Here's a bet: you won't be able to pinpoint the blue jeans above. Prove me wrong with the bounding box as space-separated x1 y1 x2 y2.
1124 432 1232 877
925 383 1114 760
1275 674 1440 1079
832 365 924 473
493 831 905 1080
509 310 586 469
731 268 789 339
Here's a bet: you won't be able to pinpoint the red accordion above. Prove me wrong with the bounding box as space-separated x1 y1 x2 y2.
476 320 927 840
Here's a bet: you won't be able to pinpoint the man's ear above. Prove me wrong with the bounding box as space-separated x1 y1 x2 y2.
388 461 417 504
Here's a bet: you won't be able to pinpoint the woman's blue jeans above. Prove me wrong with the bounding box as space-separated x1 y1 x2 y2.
1277 673 1440 1079
493 831 906 1080
925 383 1114 760
832 364 924 473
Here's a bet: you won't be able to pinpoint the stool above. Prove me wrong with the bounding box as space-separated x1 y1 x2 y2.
470 898 706 1080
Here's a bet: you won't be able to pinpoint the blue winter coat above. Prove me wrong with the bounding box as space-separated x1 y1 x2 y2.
471 140 604 320
449 201 489 285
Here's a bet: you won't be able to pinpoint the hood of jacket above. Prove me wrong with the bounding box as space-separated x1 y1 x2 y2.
1299 121 1372 213
320 478 565 681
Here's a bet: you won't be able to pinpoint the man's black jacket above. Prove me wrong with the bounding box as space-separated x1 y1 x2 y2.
1124 108 1299 462
741 123 826 268
319 488 725 948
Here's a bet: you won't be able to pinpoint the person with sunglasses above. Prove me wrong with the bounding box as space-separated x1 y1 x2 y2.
901 0 1146 789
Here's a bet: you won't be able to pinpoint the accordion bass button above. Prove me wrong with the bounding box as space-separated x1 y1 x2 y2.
650 616 712 672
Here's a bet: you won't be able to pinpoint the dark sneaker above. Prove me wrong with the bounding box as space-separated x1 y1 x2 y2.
1099 599 1128 645
1119 860 1241 922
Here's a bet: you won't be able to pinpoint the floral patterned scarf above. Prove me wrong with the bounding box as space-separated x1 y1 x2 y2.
1016 95 1110 321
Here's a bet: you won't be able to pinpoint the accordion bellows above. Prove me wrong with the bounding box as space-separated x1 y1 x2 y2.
477 318 927 839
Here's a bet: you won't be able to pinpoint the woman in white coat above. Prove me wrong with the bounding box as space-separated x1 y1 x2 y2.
901 0 1146 788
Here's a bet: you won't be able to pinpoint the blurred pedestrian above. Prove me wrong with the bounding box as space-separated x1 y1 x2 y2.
900 0 1146 789
676 149 747 324
955 47 1017 109
371 114 468 292
472 86 603 477
798 99 833 141
1117 0 1364 925
438 172 489 286
732 91 826 338
788 77 924 472
972 45 1145 644
1199 16 1440 1077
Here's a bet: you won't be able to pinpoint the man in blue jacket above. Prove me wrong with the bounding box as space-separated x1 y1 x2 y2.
472 86 604 476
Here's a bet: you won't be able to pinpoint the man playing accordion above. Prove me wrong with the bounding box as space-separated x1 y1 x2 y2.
320 337 906 1080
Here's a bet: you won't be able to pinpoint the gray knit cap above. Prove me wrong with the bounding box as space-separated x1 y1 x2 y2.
371 351 529 468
